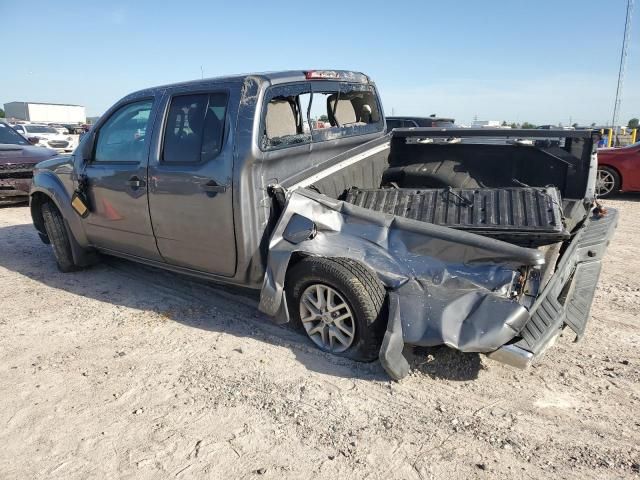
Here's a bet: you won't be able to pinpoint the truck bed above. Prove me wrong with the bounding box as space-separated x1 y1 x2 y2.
344 186 569 247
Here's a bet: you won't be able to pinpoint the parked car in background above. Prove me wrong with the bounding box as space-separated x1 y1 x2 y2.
47 124 70 135
13 124 78 153
537 125 575 130
386 115 456 130
60 123 86 135
0 123 58 204
387 116 459 143
596 141 640 197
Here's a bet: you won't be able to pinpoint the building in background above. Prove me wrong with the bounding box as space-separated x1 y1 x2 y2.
3 102 86 124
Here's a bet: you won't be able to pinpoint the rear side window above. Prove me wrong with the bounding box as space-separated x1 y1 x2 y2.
94 99 153 163
262 84 311 150
162 92 228 164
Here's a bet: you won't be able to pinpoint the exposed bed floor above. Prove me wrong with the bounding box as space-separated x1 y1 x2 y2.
344 186 569 247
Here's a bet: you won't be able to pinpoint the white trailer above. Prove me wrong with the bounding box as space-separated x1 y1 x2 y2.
4 102 86 124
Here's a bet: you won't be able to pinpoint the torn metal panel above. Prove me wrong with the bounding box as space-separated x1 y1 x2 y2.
259 188 544 357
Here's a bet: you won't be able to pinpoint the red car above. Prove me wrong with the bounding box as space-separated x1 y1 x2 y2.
597 141 640 197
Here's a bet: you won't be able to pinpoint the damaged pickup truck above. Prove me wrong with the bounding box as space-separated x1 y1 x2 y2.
29 70 617 379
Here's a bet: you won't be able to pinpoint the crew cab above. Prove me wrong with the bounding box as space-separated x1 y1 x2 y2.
29 70 617 379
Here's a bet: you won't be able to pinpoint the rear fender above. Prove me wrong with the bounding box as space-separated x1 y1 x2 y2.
259 189 543 352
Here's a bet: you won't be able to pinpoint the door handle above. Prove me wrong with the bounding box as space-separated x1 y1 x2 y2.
201 180 227 194
127 176 146 189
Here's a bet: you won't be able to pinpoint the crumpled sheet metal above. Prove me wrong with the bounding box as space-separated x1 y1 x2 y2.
259 188 543 355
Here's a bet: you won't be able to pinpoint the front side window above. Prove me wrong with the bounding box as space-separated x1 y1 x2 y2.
94 99 153 163
162 92 228 163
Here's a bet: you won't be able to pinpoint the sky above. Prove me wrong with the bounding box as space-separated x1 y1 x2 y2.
1 0 639 126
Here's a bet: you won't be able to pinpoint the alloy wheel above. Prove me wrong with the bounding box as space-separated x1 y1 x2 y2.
299 284 355 353
596 169 616 197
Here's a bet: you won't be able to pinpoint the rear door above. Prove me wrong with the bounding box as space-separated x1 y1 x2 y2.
147 87 237 276
82 98 162 260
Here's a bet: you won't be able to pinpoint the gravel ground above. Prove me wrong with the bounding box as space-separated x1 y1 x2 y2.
0 198 638 479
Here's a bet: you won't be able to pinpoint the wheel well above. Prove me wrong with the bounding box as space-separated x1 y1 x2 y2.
284 252 312 286
284 252 391 293
30 192 53 237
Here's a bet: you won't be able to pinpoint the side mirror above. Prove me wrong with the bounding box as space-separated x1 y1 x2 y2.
28 137 40 145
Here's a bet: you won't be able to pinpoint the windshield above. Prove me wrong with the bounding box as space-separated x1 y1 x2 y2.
26 125 57 134
0 123 29 145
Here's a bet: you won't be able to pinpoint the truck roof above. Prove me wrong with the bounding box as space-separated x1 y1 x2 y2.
127 70 371 98
4 101 84 107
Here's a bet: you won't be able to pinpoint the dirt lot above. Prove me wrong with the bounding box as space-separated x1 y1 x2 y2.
0 199 638 479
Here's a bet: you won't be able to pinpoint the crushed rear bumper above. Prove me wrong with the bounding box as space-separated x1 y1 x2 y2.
490 207 618 365
380 207 618 378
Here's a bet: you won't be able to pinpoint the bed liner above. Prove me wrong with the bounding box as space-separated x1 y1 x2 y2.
344 186 569 247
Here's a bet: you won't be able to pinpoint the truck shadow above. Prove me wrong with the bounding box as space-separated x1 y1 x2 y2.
0 199 29 208
409 347 484 381
0 222 482 382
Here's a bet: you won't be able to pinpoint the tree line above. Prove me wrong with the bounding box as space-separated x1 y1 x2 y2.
500 118 639 129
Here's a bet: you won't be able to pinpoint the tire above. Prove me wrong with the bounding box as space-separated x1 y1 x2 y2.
41 202 78 272
286 257 386 362
596 166 621 198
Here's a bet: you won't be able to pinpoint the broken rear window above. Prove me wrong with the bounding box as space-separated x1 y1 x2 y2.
261 82 383 151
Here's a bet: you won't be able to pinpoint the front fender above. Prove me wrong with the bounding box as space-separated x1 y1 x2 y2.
30 169 89 247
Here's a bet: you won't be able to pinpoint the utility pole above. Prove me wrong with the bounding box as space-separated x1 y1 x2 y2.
611 0 634 140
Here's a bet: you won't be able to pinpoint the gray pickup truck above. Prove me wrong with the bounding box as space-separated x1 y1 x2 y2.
29 70 617 379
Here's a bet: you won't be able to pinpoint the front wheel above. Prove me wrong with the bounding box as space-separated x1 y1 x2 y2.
286 257 386 362
41 202 78 272
596 166 621 198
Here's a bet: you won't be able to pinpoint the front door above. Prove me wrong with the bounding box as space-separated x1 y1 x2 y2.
147 90 236 276
82 98 162 260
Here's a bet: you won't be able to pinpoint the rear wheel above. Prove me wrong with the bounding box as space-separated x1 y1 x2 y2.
596 166 620 198
286 257 386 362
41 202 78 272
